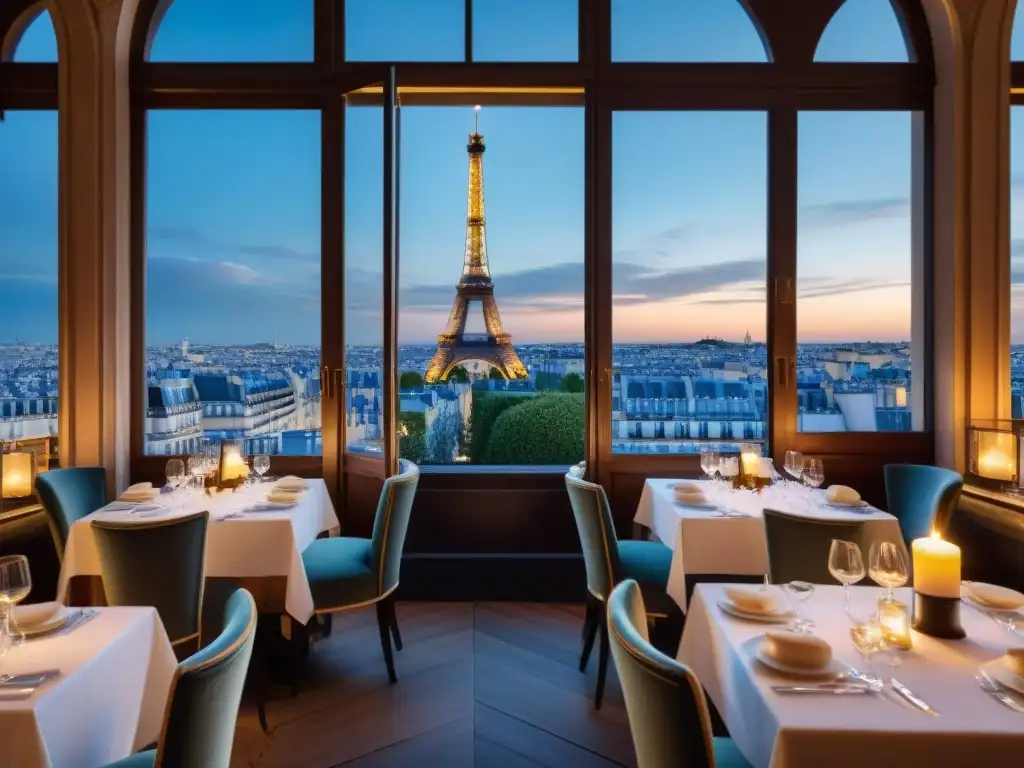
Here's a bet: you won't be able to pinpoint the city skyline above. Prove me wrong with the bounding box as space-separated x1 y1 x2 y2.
1 1 934 347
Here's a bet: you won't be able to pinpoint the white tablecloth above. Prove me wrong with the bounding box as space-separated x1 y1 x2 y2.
679 584 1024 768
635 480 906 610
0 607 176 768
57 479 339 624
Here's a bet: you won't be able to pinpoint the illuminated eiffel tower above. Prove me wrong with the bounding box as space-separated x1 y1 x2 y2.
424 109 528 384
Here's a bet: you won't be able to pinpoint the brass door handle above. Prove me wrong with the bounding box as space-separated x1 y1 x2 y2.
320 365 331 399
774 356 795 387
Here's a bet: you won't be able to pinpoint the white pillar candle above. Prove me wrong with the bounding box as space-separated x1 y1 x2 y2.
911 532 961 599
2 453 33 498
220 449 249 482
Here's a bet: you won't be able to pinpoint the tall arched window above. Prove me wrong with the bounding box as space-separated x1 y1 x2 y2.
1011 7 1024 418
130 0 935 550
0 4 60 475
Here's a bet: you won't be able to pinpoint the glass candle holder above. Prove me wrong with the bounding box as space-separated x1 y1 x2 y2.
878 596 912 650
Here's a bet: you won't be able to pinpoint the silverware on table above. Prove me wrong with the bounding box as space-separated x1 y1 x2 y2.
0 669 61 687
27 608 97 641
773 684 872 694
977 672 1024 713
960 598 1021 636
890 678 940 716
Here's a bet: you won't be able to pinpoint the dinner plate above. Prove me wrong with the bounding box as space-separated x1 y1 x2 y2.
718 599 794 624
755 645 843 680
247 501 298 512
982 660 1024 696
675 501 720 512
961 583 1024 613
16 606 74 636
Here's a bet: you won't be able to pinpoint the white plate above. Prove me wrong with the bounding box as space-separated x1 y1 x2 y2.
96 505 169 522
675 501 720 512
982 660 1024 696
247 501 298 512
961 583 1024 613
17 606 74 636
718 599 794 624
755 644 843 680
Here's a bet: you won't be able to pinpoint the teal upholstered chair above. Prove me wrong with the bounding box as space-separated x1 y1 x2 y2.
35 467 108 561
763 508 866 585
565 472 675 709
608 580 752 768
884 464 963 545
301 460 420 683
92 511 208 648
104 588 258 768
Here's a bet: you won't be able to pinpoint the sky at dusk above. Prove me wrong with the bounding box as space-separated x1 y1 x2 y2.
0 0 922 347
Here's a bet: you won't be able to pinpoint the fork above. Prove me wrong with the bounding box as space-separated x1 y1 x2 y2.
977 673 1024 713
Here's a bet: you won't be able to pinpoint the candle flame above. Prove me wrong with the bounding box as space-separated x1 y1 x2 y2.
930 529 941 540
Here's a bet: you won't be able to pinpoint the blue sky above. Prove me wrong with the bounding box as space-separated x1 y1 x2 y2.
1 0 919 346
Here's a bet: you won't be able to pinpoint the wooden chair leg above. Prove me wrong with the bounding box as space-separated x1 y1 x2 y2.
386 596 403 652
257 701 270 734
579 594 599 672
595 611 610 710
320 614 333 639
376 600 398 684
289 619 309 697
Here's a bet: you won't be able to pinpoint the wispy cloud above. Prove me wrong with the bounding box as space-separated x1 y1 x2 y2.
801 197 909 227
148 226 318 263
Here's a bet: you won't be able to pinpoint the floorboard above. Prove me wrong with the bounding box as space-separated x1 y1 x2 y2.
230 603 637 768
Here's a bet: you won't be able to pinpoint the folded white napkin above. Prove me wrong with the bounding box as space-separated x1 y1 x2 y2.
825 485 861 505
762 630 832 670
267 489 302 505
119 487 159 502
125 482 153 493
1005 648 1024 678
965 582 1024 611
725 586 779 613
12 601 61 628
274 475 308 492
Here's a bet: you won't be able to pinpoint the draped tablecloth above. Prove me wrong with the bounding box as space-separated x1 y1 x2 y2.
678 584 1024 768
57 479 339 624
635 479 906 611
0 607 176 768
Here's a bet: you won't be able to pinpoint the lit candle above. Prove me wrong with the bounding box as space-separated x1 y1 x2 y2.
978 449 1015 482
741 451 760 478
911 532 961 599
220 448 250 482
2 453 33 498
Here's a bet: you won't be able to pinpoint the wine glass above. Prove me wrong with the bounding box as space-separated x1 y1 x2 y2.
0 555 31 653
828 539 865 616
165 459 185 495
188 455 207 492
253 455 271 482
802 457 825 489
783 580 816 632
783 450 804 482
869 541 909 601
699 446 713 480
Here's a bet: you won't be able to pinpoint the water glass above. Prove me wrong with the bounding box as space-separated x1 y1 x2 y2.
802 458 825 488
165 458 185 494
253 455 271 481
783 580 816 632
783 450 804 481
828 539 865 616
0 555 31 654
188 455 207 491
869 541 909 600
849 618 883 672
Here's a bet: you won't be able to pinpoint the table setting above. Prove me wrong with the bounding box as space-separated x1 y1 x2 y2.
58 460 340 623
678 531 1024 767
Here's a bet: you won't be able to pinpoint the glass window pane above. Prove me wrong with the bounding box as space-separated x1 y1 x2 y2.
345 104 384 456
612 0 767 62
1013 8 1024 61
1012 109 1024 417
148 0 313 62
814 0 909 62
612 112 768 455
145 111 322 456
397 106 584 467
0 112 59 468
472 0 577 62
11 10 57 62
797 111 920 432
346 0 464 62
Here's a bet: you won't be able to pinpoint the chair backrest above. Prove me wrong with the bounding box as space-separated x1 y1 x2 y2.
565 473 621 601
370 460 420 597
884 464 963 544
157 588 257 768
608 580 715 768
35 467 108 560
763 508 866 585
91 511 208 646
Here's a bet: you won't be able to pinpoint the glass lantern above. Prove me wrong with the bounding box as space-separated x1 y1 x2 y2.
1 441 38 505
738 442 764 490
217 439 249 489
967 419 1022 493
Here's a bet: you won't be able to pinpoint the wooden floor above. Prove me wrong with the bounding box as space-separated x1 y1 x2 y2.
231 602 638 768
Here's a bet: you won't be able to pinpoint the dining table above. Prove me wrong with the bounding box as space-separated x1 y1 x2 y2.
678 584 1024 768
0 606 176 768
56 478 340 624
634 479 907 611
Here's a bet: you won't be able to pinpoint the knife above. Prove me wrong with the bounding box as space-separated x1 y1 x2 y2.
773 685 871 694
890 678 939 715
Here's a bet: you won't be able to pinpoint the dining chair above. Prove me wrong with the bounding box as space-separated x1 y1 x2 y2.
300 460 420 683
564 472 676 710
91 510 208 649
884 464 963 545
35 467 108 561
762 508 866 585
103 588 258 768
608 580 752 768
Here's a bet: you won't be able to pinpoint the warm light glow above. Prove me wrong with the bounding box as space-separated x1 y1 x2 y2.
912 534 961 599
2 452 33 498
220 445 249 482
878 599 912 649
974 429 1017 482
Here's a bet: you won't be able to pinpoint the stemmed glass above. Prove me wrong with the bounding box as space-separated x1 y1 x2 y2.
165 459 185 499
699 446 719 482
0 555 31 657
828 539 865 616
869 541 909 601
253 455 271 482
783 580 816 632
802 458 825 489
783 450 804 482
188 455 207 493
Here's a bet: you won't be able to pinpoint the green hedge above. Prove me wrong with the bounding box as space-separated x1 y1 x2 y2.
467 392 529 464
483 393 585 465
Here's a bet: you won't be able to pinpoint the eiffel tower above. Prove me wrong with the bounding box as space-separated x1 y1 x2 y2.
424 110 528 384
